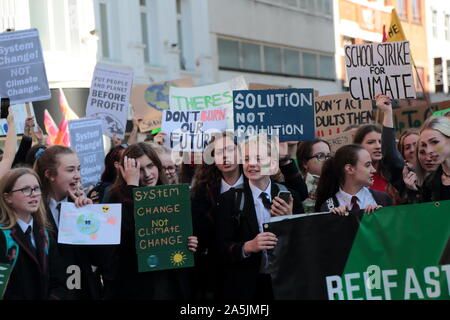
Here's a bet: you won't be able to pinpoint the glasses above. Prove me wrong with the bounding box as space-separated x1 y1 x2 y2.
163 166 177 173
10 186 42 196
307 153 332 162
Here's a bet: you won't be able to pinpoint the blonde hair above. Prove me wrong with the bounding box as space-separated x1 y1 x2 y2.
420 116 450 138
0 168 50 230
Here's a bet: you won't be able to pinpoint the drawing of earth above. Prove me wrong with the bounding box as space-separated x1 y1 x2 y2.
77 213 100 235
144 83 175 111
93 112 124 136
147 255 159 268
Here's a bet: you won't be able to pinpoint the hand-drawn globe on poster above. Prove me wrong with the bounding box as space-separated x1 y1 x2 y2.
92 112 124 136
77 213 100 235
147 254 159 268
144 82 178 111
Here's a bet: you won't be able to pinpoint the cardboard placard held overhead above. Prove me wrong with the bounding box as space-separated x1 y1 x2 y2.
169 76 248 130
0 102 37 136
233 89 315 142
131 78 194 132
161 107 228 152
86 63 134 139
69 118 105 189
323 130 356 155
0 28 51 104
315 93 373 138
345 41 416 100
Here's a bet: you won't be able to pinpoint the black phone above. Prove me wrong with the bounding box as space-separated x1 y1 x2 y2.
1 98 10 118
277 191 291 203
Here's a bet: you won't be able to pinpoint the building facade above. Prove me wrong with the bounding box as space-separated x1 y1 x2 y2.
335 0 429 101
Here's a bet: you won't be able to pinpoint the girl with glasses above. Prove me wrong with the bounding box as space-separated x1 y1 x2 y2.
0 168 67 300
296 139 332 213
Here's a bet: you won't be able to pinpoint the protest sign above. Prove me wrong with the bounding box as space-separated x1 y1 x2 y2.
233 88 315 142
0 29 51 104
249 83 319 97
382 100 450 134
86 63 134 139
265 201 450 300
131 78 194 132
133 184 194 272
0 263 12 300
433 107 450 117
69 118 105 188
58 203 121 245
315 93 373 138
323 130 356 154
0 102 37 136
345 41 416 100
161 107 227 152
169 76 247 130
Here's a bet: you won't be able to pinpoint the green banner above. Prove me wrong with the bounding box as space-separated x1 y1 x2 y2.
433 107 450 117
330 201 450 300
133 184 194 272
0 263 12 300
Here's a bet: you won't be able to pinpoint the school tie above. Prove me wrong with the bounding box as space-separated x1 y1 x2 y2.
260 192 272 210
25 226 37 256
56 203 62 225
351 196 360 211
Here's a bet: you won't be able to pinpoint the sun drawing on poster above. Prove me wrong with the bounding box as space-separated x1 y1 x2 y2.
170 251 186 267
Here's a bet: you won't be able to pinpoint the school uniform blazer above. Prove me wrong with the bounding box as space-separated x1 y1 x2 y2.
0 222 67 300
45 200 118 300
215 179 303 300
319 189 393 212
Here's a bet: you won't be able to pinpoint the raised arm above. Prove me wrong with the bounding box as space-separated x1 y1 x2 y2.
0 108 17 175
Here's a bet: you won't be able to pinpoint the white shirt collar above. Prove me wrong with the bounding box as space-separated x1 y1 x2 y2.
336 187 371 208
249 180 272 202
49 196 68 228
220 174 244 194
17 217 34 234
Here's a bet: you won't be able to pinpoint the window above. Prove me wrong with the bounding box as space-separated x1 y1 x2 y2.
319 55 334 79
217 37 334 80
29 0 51 50
99 2 110 58
140 0 150 64
397 0 407 20
264 46 282 73
302 52 317 77
176 0 185 70
242 42 261 72
411 0 421 24
284 49 301 75
432 10 438 39
281 0 298 7
218 38 239 69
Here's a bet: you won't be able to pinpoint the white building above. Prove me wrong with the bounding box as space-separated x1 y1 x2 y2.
1 0 340 94
426 0 450 102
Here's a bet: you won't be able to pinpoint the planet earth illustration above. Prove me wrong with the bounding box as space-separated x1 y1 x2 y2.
76 213 100 235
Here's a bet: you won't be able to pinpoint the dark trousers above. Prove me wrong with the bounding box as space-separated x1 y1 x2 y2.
255 274 274 300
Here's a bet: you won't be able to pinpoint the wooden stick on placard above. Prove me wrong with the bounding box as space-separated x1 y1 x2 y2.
25 102 37 143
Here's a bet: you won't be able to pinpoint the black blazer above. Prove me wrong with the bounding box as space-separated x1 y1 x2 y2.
215 179 303 300
320 189 393 212
45 200 117 300
0 223 67 300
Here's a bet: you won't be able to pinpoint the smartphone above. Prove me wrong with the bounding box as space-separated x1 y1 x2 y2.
277 191 291 203
1 98 10 119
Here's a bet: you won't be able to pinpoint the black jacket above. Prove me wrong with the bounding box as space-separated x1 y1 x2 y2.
422 166 450 202
215 179 303 300
0 223 67 300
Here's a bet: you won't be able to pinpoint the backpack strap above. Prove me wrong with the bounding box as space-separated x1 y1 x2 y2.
0 227 19 269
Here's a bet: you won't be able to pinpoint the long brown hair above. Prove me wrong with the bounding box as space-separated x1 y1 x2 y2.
296 139 331 176
110 143 168 195
34 145 76 199
397 129 419 160
0 168 50 230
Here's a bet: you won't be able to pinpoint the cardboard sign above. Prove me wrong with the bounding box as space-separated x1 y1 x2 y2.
169 76 248 130
69 118 105 188
58 203 122 245
315 93 373 138
0 102 37 136
161 107 227 152
133 184 194 272
323 130 356 154
233 89 315 142
131 78 194 132
392 103 449 134
0 28 51 104
345 41 416 100
0 263 12 300
86 63 134 139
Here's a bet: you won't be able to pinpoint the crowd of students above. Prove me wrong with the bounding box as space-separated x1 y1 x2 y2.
0 94 449 300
